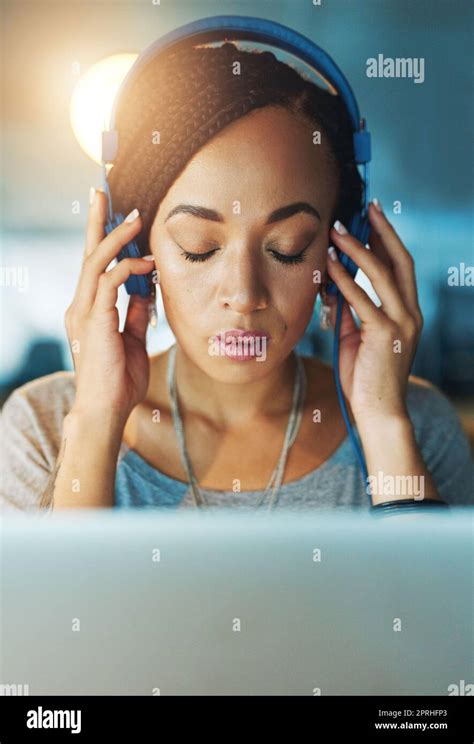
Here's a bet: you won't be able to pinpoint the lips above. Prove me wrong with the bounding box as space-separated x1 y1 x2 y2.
215 329 270 361
219 329 269 342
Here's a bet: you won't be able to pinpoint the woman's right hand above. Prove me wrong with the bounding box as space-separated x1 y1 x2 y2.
64 187 156 426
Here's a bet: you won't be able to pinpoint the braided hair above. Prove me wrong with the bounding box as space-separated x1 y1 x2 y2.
108 41 363 258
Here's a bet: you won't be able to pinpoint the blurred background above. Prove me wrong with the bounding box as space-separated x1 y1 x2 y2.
1 0 473 445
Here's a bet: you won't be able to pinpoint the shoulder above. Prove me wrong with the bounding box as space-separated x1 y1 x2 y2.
405 374 465 434
2 370 76 426
0 371 76 512
302 362 473 505
405 375 473 504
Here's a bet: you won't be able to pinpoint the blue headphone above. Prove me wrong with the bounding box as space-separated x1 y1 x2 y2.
101 15 372 501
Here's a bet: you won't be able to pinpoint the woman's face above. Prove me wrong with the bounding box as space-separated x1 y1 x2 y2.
149 105 339 382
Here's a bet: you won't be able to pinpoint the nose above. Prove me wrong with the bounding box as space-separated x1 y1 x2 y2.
217 244 269 314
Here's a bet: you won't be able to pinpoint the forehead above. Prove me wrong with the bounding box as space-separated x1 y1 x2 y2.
158 106 338 218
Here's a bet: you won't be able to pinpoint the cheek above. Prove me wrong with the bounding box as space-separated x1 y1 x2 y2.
269 261 320 324
156 253 212 325
278 286 317 338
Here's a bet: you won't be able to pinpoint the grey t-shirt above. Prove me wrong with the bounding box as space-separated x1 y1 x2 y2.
0 368 472 512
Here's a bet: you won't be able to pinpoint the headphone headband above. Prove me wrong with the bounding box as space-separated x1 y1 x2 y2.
102 14 371 166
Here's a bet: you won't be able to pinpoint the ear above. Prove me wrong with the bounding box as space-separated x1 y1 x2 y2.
319 278 336 306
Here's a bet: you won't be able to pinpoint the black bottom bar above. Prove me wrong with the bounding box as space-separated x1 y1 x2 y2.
0 695 472 742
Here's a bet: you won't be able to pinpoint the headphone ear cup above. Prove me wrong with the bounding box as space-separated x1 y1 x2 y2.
350 212 370 246
104 213 151 298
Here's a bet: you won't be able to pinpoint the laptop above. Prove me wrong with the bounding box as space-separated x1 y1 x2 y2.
1 507 472 695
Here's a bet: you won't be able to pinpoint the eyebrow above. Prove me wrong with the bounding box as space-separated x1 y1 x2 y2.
164 201 321 225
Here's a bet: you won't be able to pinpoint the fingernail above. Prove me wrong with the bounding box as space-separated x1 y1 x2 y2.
89 186 96 206
328 246 338 262
372 198 383 213
125 208 140 223
333 220 348 235
142 254 155 261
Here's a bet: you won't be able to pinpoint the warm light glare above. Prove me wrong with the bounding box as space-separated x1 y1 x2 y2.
70 54 137 164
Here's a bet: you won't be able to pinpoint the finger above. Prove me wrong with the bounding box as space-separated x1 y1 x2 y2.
74 209 143 315
324 290 359 339
83 187 107 260
326 246 382 325
367 200 422 318
123 293 152 345
92 257 155 315
367 225 393 272
330 220 411 324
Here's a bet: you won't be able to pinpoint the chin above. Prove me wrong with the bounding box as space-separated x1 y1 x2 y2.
205 357 278 384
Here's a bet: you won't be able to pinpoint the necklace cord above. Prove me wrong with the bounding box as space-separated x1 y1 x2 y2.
166 345 307 509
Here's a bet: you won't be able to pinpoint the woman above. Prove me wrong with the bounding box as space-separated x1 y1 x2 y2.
0 42 472 511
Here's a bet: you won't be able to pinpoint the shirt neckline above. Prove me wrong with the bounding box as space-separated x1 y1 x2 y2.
118 433 352 494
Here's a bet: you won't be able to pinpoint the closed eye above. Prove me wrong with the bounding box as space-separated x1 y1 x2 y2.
268 249 308 264
266 239 311 265
178 242 220 262
180 249 218 263
178 241 311 264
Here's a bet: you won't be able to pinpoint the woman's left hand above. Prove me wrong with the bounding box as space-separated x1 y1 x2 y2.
325 199 424 424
